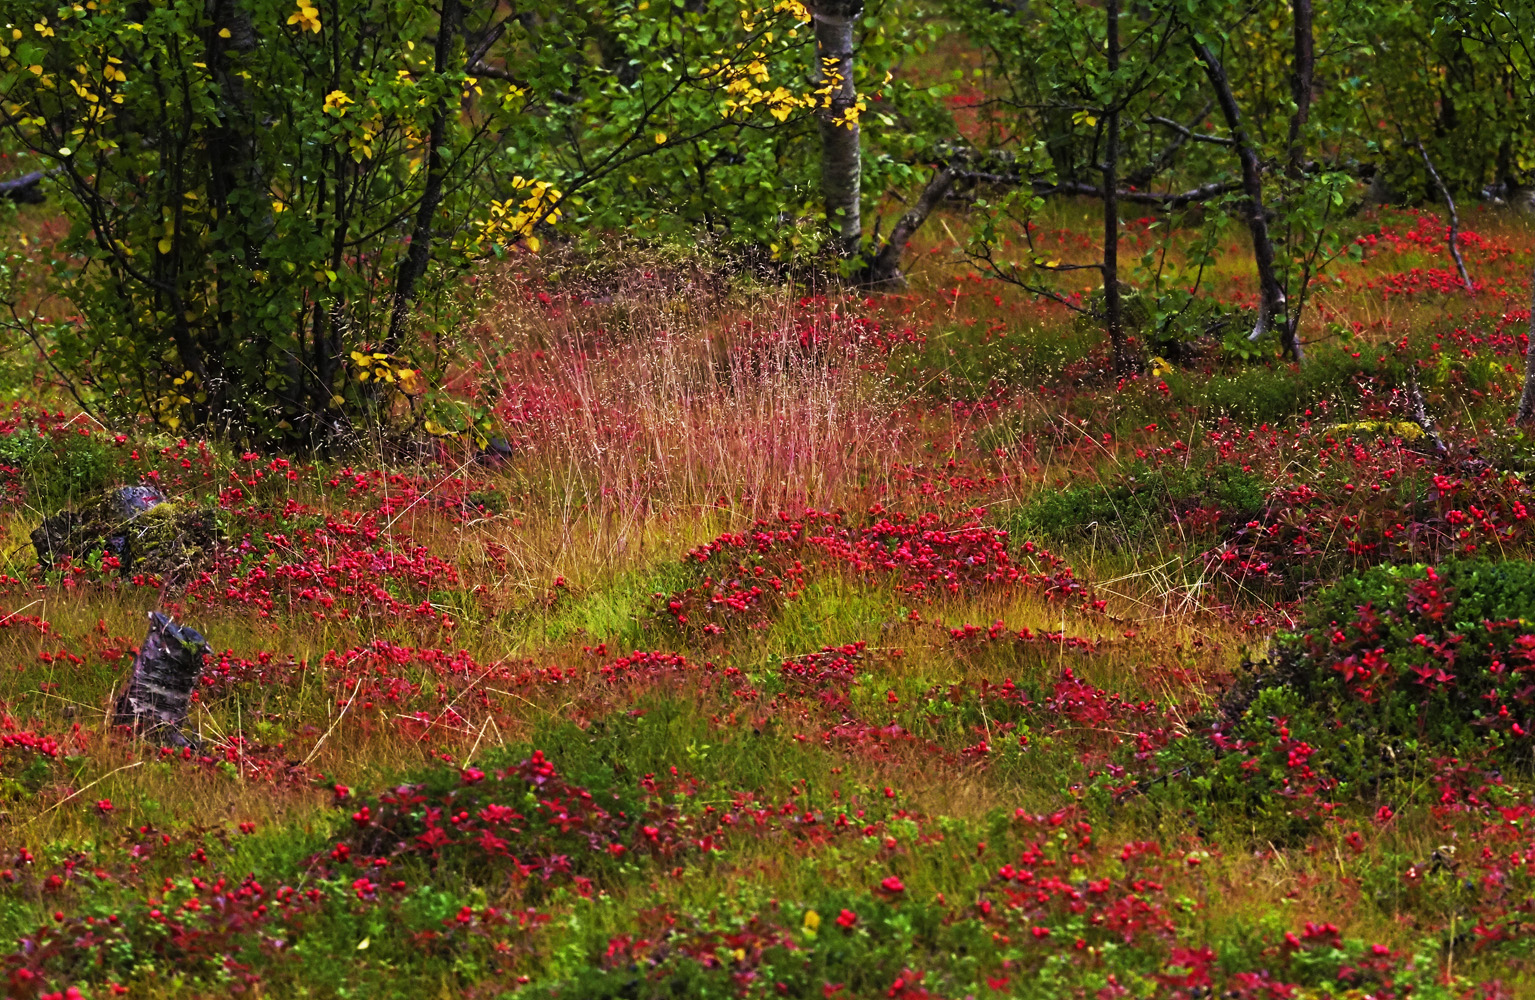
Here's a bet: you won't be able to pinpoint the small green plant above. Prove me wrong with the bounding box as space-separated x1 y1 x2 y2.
1012 459 1269 543
0 428 113 508
465 488 507 514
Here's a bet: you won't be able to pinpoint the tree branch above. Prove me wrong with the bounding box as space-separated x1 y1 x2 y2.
1144 114 1233 146
0 170 53 204
863 166 956 286
1125 100 1213 188
1413 138 1472 292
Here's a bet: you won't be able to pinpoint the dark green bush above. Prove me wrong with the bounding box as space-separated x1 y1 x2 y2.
1197 560 1535 809
1163 348 1411 426
1262 559 1535 756
1073 286 1254 363
1011 460 1269 543
1122 559 1535 844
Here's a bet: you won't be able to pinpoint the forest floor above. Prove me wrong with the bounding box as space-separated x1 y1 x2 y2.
2 203 1535 998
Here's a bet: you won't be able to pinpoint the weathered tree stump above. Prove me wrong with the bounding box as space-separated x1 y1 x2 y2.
112 613 209 748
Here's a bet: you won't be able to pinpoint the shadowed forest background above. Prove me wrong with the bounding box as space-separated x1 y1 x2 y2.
3 0 1535 997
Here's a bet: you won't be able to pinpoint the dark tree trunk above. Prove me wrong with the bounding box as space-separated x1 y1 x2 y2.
1042 107 1081 184
864 166 955 287
1497 133 1516 198
386 0 465 349
1193 40 1301 363
1519 263 1535 426
810 0 863 258
207 0 274 418
1103 0 1131 374
1286 0 1314 179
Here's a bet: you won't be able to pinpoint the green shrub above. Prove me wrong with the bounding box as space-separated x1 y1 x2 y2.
0 428 113 507
1012 460 1269 544
0 0 558 446
1119 559 1535 844
1264 559 1535 755
1072 285 1255 363
1189 560 1535 814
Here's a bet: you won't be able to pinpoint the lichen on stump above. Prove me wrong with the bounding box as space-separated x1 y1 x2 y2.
113 612 209 748
30 485 217 585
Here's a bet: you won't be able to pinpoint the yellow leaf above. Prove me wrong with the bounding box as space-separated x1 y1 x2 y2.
157 237 173 253
654 131 667 144
219 27 232 38
287 1 321 32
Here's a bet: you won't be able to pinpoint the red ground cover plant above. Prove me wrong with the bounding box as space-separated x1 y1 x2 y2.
5 206 1535 997
660 506 1093 636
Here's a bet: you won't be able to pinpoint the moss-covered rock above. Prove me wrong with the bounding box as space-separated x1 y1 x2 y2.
30 485 218 585
125 501 218 583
